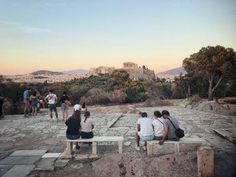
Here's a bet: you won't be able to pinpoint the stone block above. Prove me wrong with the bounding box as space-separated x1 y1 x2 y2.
35 158 56 171
0 165 13 176
74 154 89 160
2 165 35 177
0 156 41 165
179 142 203 152
147 141 178 156
197 146 214 177
42 153 61 158
54 159 69 168
10 150 47 157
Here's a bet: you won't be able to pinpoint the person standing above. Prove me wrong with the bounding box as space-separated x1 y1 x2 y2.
30 91 38 116
60 91 70 121
0 92 4 118
23 88 31 117
135 112 154 151
45 90 58 120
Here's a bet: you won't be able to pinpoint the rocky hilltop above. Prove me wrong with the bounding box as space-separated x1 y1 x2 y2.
31 70 64 75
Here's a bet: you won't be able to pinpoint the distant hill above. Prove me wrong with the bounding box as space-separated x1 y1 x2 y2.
156 67 186 79
157 67 186 75
63 69 89 75
31 70 63 75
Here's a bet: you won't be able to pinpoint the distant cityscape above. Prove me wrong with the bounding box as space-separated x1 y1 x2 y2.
2 62 185 83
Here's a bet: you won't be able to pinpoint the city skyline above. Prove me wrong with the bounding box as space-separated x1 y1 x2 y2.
0 0 236 75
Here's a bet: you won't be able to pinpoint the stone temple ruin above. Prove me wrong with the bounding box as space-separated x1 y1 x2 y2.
90 62 156 80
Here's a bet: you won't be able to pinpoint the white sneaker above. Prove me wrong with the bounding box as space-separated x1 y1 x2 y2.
135 146 140 151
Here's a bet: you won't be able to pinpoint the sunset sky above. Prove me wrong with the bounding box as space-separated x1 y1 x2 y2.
0 0 236 75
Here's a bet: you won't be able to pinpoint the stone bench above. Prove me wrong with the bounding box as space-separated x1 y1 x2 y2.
60 136 124 158
147 137 206 156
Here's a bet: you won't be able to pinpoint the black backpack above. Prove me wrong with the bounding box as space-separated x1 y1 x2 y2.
167 118 185 138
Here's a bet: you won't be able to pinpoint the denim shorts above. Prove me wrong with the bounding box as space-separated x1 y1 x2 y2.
138 132 154 141
61 103 68 110
66 134 80 140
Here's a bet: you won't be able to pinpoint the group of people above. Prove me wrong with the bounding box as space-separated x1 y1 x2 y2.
23 88 87 121
136 110 181 150
65 104 94 150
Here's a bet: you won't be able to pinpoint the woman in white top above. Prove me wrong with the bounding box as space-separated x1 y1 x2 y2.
80 111 94 139
152 111 164 140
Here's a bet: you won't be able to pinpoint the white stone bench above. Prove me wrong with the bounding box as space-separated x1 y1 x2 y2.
60 136 124 158
147 137 206 156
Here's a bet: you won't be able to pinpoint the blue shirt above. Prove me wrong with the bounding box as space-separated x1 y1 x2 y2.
23 90 29 100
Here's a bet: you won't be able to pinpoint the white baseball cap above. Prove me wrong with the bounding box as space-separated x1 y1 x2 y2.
74 104 81 111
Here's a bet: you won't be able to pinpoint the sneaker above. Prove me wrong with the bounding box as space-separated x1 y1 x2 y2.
143 146 147 151
76 145 80 150
135 146 140 151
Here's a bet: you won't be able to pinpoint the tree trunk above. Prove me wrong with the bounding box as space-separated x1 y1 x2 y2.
208 74 223 101
208 89 213 101
208 76 214 101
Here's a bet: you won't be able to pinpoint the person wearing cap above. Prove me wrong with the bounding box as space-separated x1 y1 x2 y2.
65 104 81 150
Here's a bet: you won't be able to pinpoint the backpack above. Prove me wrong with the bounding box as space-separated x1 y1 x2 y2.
167 118 185 138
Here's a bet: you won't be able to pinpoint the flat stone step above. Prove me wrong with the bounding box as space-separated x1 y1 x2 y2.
42 153 61 158
35 158 55 171
10 150 47 157
212 128 236 144
2 165 35 177
0 156 41 165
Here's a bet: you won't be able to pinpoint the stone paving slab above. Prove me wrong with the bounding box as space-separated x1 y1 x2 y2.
10 150 47 156
2 165 35 177
0 156 41 165
42 153 61 158
35 158 55 171
0 165 13 176
54 159 69 168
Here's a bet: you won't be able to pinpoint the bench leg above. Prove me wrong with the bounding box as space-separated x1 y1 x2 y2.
92 142 97 155
147 142 152 156
60 142 73 159
118 141 123 154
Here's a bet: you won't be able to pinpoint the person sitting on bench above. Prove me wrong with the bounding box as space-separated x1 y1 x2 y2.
65 104 81 150
159 110 180 145
81 111 94 139
135 112 154 151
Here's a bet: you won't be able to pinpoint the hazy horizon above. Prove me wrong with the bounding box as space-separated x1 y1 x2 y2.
1 0 236 75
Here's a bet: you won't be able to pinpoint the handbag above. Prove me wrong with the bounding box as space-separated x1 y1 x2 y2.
167 118 185 138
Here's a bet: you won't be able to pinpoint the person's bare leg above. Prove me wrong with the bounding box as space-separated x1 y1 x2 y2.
136 132 140 147
24 102 27 117
35 108 37 116
62 110 65 120
50 111 53 118
65 110 68 119
27 103 30 116
55 110 58 119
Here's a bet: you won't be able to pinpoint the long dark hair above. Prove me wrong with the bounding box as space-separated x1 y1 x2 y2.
84 111 90 123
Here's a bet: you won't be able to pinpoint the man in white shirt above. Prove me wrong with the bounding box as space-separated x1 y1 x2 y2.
152 111 164 140
135 112 154 151
45 90 58 120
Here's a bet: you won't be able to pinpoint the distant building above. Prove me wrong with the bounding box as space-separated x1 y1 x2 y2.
122 62 155 80
90 66 115 75
123 62 138 69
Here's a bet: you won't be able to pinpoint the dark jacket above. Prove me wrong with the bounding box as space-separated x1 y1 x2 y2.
65 112 81 135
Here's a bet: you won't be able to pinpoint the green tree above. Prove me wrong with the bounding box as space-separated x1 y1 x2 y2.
183 45 236 100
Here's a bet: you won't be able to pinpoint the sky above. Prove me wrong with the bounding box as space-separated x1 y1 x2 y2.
0 0 236 75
